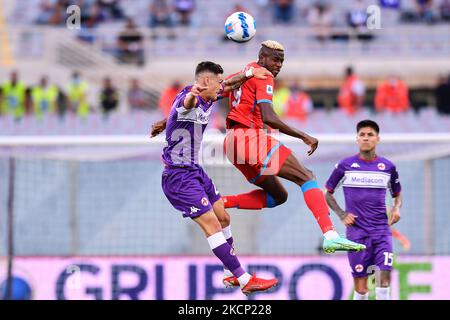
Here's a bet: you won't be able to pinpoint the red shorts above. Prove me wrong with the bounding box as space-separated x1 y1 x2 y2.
224 124 292 184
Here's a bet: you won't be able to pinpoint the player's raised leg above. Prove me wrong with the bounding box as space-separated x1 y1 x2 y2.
193 210 278 295
222 176 288 210
277 153 366 253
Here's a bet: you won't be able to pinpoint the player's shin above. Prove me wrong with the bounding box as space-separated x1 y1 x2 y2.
207 232 251 288
301 180 338 239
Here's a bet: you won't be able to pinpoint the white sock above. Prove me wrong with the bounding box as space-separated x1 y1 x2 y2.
353 291 369 300
376 287 390 300
207 232 227 250
237 273 252 288
222 225 232 240
223 268 233 277
324 230 339 240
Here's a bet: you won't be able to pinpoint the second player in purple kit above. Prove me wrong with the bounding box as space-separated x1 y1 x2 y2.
325 120 402 300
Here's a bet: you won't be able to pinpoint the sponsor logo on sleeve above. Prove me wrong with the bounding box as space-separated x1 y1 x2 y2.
266 85 273 95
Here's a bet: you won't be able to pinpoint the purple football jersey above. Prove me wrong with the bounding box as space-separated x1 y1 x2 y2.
325 154 401 238
162 86 214 167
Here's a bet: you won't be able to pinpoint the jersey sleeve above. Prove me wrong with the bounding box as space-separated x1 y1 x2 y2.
255 76 274 105
325 161 345 193
389 165 402 197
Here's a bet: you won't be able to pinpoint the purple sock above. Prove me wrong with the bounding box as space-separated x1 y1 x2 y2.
226 236 234 247
212 242 245 278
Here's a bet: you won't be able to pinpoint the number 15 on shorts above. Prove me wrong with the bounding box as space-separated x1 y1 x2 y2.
383 252 394 266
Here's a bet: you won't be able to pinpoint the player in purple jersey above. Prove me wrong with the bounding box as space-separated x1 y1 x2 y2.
325 120 402 300
159 61 278 295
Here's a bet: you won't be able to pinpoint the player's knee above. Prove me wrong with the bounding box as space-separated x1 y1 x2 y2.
355 288 369 295
275 191 288 206
380 273 391 287
304 169 315 182
293 169 315 186
266 191 287 208
218 211 231 227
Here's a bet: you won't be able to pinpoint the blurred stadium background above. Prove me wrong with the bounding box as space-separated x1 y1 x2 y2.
0 0 450 300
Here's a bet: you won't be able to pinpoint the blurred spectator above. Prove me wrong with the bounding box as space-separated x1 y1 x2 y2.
435 74 450 115
375 75 410 113
174 0 195 26
416 0 437 23
307 1 333 42
338 66 365 115
149 0 176 38
128 78 150 111
32 76 59 119
0 70 27 120
97 0 124 20
67 71 90 118
82 2 106 28
347 0 367 28
159 81 182 117
272 0 295 24
24 87 34 116
273 79 290 117
117 18 145 66
284 82 313 122
56 87 69 120
35 0 65 25
402 0 437 23
347 0 374 41
440 0 450 21
100 77 119 115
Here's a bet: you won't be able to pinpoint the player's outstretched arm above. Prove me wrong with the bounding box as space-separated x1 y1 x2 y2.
222 67 272 93
259 103 319 156
389 194 402 225
150 118 167 137
325 190 357 227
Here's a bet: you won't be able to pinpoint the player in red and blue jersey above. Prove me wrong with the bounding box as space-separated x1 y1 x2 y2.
220 40 366 254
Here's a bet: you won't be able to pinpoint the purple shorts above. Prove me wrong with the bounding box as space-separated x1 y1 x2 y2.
347 234 393 278
161 165 221 219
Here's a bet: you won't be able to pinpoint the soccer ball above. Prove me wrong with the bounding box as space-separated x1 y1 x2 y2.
224 12 256 43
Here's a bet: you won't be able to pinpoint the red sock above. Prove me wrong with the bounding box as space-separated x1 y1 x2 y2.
302 182 335 234
222 190 267 210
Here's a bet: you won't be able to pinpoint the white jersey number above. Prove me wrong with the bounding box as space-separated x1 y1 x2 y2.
383 252 394 266
231 87 242 108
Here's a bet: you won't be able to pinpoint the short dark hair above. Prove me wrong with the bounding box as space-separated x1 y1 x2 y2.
195 61 223 77
357 120 380 134
346 66 353 76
